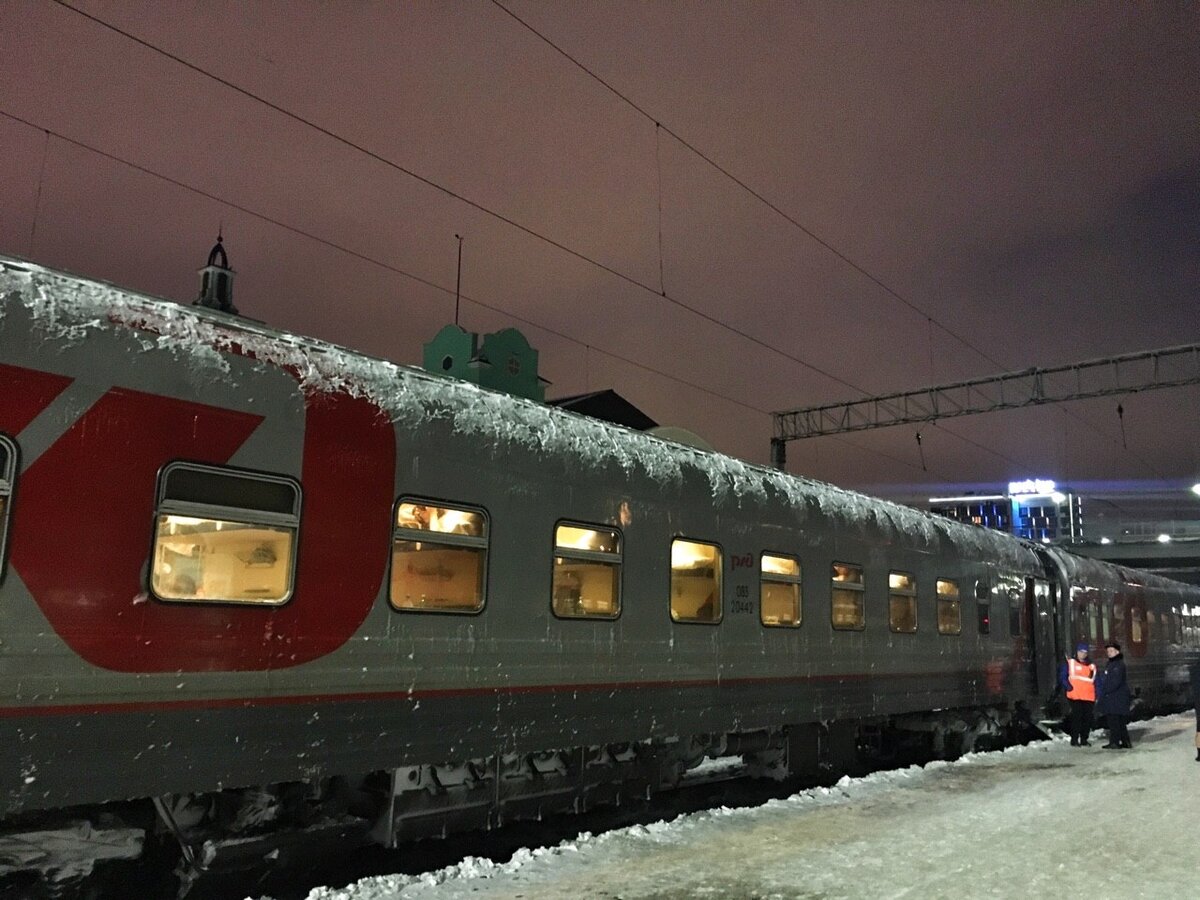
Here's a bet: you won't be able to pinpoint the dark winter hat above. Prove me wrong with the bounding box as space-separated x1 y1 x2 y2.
1105 641 1122 651
1075 643 1089 654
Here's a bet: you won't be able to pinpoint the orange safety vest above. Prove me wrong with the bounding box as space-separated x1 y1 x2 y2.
1067 658 1096 701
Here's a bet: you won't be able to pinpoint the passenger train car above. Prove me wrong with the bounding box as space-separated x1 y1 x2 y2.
1 255 1198 891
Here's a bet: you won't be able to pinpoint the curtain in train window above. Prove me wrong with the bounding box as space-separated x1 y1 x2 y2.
888 571 917 633
975 579 990 634
0 435 14 577
670 539 721 623
391 500 488 613
552 523 621 619
761 553 801 627
831 562 865 630
936 579 961 635
150 462 300 605
1129 602 1145 644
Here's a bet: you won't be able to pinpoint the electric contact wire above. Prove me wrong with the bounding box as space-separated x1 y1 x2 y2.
34 4 1080 477
488 0 1170 479
49 0 863 399
1 107 948 479
0 109 760 421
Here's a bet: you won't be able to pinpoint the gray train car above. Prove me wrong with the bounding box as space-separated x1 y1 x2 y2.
1 255 1197 890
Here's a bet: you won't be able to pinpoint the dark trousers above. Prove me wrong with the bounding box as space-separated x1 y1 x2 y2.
1068 699 1093 744
1106 714 1131 748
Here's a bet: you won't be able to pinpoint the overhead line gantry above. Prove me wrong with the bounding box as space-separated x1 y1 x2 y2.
770 343 1200 469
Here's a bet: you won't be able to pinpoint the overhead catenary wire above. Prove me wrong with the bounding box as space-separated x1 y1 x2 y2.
48 0 864 399
2 107 955 480
487 0 1170 480
0 109 762 420
28 4 1100 478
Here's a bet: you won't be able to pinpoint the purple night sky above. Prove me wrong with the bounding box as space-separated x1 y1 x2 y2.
3 1 1198 519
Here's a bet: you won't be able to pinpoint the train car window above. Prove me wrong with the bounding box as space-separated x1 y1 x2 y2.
0 435 15 579
936 579 962 635
888 571 917 633
1113 598 1127 643
1102 600 1112 641
670 539 721 623
391 499 488 613
1088 597 1101 643
760 553 802 627
150 462 300 605
1130 604 1145 644
975 580 990 634
1008 586 1023 636
831 562 865 631
552 523 621 619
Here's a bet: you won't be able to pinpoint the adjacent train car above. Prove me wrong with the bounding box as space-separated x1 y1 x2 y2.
1 255 1198 891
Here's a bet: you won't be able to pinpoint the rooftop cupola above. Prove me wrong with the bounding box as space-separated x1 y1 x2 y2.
195 233 238 314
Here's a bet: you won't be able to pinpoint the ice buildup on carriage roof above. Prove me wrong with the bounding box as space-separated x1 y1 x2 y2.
1 254 1028 566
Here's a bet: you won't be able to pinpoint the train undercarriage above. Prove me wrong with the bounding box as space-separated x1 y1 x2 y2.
0 704 1036 897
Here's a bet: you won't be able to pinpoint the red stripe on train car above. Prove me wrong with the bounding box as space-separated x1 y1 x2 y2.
9 384 395 672
0 668 1006 718
0 363 73 434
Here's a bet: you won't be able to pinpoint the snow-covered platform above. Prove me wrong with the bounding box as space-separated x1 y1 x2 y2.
289 713 1199 900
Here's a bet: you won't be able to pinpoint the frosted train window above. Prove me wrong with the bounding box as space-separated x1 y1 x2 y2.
936 579 961 635
391 500 488 613
975 580 990 634
761 553 801 627
831 562 865 631
670 539 721 624
888 571 917 634
552 522 621 619
150 462 300 605
0 435 15 579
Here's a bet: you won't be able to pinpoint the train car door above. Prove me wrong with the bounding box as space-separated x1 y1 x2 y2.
1025 576 1057 698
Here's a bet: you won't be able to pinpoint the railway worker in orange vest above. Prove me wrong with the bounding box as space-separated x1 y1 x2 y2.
1060 643 1097 746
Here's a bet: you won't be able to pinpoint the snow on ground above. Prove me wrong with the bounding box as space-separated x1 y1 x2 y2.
282 714 1199 900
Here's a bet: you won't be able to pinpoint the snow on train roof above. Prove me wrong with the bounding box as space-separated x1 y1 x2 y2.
1 255 1034 566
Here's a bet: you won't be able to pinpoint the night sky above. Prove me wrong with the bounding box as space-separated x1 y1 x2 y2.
3 2 1198 517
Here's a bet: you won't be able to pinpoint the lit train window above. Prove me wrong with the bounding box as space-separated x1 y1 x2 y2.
670 538 721 624
936 579 961 635
831 562 865 631
150 462 300 605
888 571 917 634
390 499 488 613
1113 596 1127 642
975 580 990 634
0 435 15 580
552 522 621 619
1102 600 1112 641
761 553 801 627
1088 596 1101 642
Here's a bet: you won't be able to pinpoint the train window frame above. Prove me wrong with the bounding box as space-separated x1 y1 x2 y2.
975 579 991 635
670 537 723 625
887 570 917 634
831 561 865 631
550 521 622 620
760 552 802 628
0 434 16 584
390 497 489 615
936 578 962 635
150 461 302 606
1006 585 1021 636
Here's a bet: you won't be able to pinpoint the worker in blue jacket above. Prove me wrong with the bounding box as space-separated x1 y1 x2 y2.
1096 641 1132 749
1059 643 1096 746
